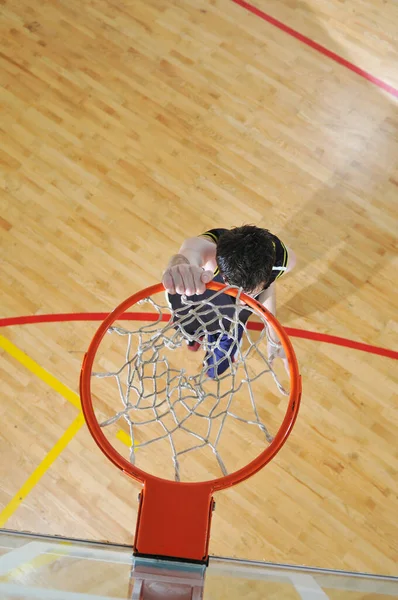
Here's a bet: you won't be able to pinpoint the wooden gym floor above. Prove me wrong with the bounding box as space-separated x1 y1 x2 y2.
0 0 397 577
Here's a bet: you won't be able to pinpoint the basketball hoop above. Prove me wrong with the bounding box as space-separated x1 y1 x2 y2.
80 282 301 566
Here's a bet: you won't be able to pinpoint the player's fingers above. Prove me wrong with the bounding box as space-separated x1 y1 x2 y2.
180 265 196 296
193 268 208 295
174 266 187 295
173 268 185 295
192 268 203 294
162 270 176 294
201 270 213 283
196 269 213 294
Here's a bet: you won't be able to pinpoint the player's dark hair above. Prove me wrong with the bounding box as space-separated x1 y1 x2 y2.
216 225 276 293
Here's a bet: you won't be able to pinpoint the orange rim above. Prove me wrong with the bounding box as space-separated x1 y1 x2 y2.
80 282 302 494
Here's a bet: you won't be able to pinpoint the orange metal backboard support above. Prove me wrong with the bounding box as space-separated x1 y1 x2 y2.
134 478 214 563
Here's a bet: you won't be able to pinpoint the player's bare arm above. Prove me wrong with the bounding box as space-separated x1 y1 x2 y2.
257 245 296 373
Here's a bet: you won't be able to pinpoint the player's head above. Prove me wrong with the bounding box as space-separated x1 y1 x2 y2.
216 225 276 293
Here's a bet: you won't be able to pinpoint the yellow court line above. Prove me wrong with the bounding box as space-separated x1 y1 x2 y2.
0 335 81 410
0 334 132 448
117 429 135 448
0 334 132 526
0 413 85 527
0 542 71 582
0 335 130 446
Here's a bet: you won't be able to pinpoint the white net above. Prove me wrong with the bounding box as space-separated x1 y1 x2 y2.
90 287 291 482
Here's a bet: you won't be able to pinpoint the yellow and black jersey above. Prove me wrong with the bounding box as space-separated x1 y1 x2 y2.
167 227 288 332
200 228 289 289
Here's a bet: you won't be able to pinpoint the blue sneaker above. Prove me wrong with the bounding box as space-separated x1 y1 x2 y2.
205 326 243 379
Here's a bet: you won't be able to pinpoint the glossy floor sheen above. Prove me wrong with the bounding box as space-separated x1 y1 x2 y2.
0 0 397 583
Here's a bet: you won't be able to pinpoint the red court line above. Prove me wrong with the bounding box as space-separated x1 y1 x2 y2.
231 0 398 98
0 312 396 360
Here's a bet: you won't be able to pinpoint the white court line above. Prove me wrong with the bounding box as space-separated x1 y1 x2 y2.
0 542 49 576
208 562 398 595
130 579 142 600
289 574 330 599
42 545 132 564
0 583 123 600
192 586 204 600
0 540 132 566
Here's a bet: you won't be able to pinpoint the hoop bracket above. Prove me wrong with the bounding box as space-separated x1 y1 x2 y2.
131 556 206 600
134 478 214 563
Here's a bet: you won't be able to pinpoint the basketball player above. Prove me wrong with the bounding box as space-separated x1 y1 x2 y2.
162 225 296 377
